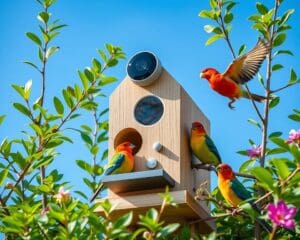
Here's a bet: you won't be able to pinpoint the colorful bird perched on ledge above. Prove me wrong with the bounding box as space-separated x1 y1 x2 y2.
216 163 272 233
190 121 221 166
200 41 270 109
90 141 135 202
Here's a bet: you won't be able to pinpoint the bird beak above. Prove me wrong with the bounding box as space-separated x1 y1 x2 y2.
200 72 204 78
129 143 135 149
216 165 221 171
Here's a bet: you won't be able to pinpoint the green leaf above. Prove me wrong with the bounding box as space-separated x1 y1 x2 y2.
288 114 300 122
204 25 216 33
0 115 5 126
273 33 286 47
80 132 93 146
23 61 40 71
92 58 102 72
226 2 236 12
270 137 290 150
114 212 133 229
46 46 59 59
38 47 44 61
24 79 32 100
256 2 268 14
209 0 217 9
205 34 224 46
157 223 180 238
76 160 93 174
289 144 300 163
11 84 25 99
0 168 9 187
247 118 262 130
62 89 74 108
37 11 50 24
99 76 117 86
269 96 280 109
199 10 216 19
224 12 233 24
26 32 42 46
38 184 51 193
239 159 256 173
251 167 275 191
238 44 246 56
269 132 282 138
13 103 31 117
271 158 290 179
272 64 283 71
288 68 297 84
30 123 43 135
257 72 265 87
267 147 287 155
53 97 64 115
278 9 295 26
84 68 94 82
273 50 293 56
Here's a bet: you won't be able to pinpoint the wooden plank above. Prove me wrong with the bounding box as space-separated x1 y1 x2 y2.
102 169 175 193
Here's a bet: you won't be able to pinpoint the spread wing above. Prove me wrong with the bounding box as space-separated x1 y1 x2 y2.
230 178 252 201
205 135 222 164
104 153 125 175
223 41 270 84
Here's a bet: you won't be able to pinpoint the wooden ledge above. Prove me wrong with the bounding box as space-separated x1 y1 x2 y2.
102 169 175 194
95 190 215 233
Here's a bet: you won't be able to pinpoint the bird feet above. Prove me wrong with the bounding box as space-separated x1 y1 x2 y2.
228 99 236 110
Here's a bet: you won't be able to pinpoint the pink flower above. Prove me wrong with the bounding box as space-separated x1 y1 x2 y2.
266 200 298 230
54 186 71 204
286 129 300 147
246 144 262 159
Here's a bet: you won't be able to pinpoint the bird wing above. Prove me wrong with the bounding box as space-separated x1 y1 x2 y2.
205 135 222 163
104 153 125 175
230 178 252 201
223 41 270 84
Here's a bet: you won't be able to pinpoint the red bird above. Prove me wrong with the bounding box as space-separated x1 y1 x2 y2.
200 41 270 109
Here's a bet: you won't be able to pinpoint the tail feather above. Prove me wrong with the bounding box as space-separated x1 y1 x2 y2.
242 90 266 102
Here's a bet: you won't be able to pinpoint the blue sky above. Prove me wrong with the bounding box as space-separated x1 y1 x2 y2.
0 1 299 196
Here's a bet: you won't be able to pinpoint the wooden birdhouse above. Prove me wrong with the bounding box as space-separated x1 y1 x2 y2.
96 51 214 233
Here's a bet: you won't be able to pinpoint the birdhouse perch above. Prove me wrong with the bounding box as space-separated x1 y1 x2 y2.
96 51 214 233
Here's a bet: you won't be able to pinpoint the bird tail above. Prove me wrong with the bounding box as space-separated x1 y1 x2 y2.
89 183 104 202
242 90 267 103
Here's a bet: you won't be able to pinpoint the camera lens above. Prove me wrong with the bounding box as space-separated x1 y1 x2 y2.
127 51 162 86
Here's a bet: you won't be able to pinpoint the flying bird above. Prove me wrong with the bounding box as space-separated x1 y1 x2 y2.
200 41 270 109
90 141 135 202
190 121 221 166
216 163 272 233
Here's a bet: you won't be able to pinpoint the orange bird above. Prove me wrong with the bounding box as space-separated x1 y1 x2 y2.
200 41 270 109
89 141 135 202
216 163 272 232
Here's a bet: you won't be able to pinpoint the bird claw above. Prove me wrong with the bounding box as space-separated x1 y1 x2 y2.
228 100 236 110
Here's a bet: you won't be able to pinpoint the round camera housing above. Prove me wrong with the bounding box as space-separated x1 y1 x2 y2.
126 51 162 86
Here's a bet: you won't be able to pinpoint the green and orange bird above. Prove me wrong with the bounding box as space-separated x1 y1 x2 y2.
200 41 270 109
190 121 221 167
89 141 135 202
216 163 272 232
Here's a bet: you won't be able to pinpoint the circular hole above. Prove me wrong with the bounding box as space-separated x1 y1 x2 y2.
126 51 162 86
134 95 164 126
114 128 142 155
